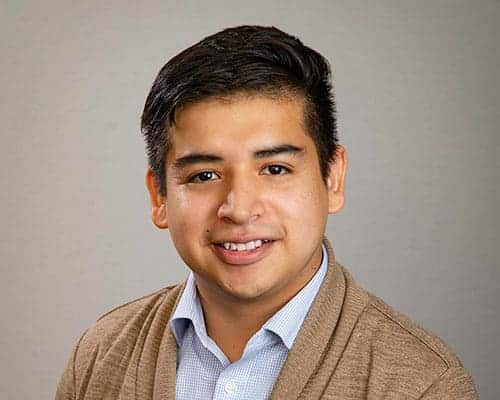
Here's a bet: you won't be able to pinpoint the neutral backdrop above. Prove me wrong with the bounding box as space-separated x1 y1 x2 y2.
1 1 498 398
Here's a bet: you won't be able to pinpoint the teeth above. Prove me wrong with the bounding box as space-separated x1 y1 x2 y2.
221 239 269 251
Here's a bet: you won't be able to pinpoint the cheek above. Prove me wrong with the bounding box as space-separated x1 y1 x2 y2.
165 190 193 235
166 188 216 236
271 178 328 217
268 180 329 245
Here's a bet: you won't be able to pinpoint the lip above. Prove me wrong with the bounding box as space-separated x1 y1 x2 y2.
212 240 275 265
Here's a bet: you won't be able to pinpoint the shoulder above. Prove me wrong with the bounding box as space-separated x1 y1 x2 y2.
73 283 184 373
81 283 182 346
56 284 184 398
338 265 477 397
338 264 464 373
363 292 463 371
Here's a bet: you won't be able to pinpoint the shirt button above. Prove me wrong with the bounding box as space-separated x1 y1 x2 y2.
224 381 237 395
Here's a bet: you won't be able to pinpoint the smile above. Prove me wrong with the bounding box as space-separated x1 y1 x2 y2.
219 239 272 251
213 239 276 265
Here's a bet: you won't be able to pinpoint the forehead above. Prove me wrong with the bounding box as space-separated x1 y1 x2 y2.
167 94 312 159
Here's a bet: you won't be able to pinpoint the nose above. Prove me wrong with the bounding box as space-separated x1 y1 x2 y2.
216 177 264 225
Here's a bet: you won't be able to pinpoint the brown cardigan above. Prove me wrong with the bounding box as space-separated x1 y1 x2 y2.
56 239 479 399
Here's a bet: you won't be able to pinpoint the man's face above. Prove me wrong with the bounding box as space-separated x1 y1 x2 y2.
147 94 346 306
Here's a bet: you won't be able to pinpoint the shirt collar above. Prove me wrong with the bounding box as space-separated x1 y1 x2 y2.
170 244 328 350
169 272 205 347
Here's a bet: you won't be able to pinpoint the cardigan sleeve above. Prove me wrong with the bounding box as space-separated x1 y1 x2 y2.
55 329 91 400
55 344 77 400
418 366 479 399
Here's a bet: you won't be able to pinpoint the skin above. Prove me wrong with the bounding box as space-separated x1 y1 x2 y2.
146 94 347 362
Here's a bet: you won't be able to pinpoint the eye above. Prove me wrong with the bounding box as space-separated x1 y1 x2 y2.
262 165 291 175
188 170 220 183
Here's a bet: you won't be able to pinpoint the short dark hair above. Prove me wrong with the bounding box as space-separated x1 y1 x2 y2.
141 25 338 196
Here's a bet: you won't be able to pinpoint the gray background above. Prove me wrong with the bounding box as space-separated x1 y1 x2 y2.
1 0 498 398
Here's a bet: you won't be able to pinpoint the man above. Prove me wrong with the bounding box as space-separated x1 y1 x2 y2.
56 25 478 399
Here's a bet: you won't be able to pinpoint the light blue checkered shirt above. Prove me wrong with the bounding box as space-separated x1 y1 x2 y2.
170 244 328 400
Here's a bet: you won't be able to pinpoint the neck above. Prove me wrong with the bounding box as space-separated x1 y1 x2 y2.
196 283 290 362
203 288 287 326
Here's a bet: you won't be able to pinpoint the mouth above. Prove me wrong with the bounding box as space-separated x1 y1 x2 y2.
215 239 274 251
212 239 276 265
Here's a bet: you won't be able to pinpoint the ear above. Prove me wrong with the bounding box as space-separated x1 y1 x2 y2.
145 169 168 229
326 145 347 214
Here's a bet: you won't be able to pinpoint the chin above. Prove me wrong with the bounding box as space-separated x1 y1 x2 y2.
219 280 274 302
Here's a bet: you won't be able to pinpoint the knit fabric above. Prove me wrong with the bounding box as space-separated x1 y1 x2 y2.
56 238 479 399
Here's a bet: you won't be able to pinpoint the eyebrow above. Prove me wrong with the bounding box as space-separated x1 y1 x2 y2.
172 144 304 170
173 153 223 170
254 144 304 159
